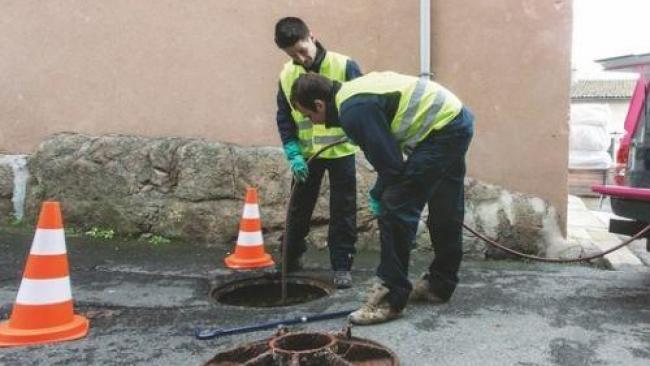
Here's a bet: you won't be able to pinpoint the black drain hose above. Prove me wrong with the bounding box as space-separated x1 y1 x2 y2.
280 139 350 304
463 221 650 263
306 139 650 264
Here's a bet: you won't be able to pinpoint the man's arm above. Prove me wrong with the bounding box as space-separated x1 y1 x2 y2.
339 98 404 197
276 82 310 182
345 59 362 81
276 82 299 145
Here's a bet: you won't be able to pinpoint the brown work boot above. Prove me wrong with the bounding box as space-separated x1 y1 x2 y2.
348 283 402 325
409 273 447 304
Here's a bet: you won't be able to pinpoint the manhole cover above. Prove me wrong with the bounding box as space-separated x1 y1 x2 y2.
203 327 399 365
210 275 333 308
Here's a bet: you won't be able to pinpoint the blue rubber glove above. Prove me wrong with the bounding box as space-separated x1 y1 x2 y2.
283 140 309 183
368 191 382 218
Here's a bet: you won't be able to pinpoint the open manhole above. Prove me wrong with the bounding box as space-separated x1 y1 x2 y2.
210 275 334 308
203 327 399 365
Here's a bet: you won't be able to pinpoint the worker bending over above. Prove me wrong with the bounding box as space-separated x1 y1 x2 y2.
290 71 474 324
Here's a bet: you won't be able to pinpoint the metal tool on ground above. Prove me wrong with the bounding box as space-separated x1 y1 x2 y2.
279 138 350 304
194 309 354 340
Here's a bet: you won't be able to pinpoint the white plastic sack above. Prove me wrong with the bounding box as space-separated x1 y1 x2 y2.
570 104 611 127
569 124 611 151
569 150 612 170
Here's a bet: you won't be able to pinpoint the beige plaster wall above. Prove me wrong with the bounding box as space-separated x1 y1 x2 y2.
0 0 571 228
0 0 418 153
431 0 572 230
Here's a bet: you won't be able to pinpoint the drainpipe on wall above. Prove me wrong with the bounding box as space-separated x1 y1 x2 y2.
0 155 28 220
420 0 432 79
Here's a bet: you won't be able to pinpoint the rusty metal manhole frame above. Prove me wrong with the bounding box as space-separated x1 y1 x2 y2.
202 326 399 365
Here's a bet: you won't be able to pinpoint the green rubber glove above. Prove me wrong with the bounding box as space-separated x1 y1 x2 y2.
283 140 309 183
368 191 382 218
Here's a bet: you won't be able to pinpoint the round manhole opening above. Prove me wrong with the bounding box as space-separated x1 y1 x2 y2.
270 332 335 353
210 276 333 308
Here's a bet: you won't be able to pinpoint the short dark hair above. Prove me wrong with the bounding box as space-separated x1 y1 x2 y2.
290 73 333 111
275 17 310 48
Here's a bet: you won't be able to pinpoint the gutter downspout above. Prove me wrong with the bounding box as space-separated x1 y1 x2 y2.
0 155 28 220
420 0 432 79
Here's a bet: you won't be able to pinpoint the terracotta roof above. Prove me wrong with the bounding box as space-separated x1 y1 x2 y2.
571 79 636 100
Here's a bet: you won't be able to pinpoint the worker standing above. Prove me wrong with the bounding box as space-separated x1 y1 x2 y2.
290 71 474 324
274 17 361 288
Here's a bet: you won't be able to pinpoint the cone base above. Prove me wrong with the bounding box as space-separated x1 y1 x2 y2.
224 253 275 269
0 314 89 347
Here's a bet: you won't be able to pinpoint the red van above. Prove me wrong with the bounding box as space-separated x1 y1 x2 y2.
592 53 650 249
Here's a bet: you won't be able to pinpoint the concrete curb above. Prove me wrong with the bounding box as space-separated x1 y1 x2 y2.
567 195 646 271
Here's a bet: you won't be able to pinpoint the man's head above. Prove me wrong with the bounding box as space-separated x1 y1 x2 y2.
275 17 318 68
290 73 333 124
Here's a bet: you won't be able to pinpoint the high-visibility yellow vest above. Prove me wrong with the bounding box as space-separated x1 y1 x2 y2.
279 52 359 159
335 71 463 154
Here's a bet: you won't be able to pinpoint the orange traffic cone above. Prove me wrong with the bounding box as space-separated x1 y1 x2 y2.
224 187 275 269
0 201 89 347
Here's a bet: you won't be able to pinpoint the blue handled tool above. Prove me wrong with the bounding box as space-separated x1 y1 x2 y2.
194 309 353 340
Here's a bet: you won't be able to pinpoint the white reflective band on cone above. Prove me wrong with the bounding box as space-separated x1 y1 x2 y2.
236 231 264 246
242 204 260 219
30 229 67 255
16 277 72 305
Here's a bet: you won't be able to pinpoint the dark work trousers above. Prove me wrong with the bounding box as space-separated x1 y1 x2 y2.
285 154 357 271
378 107 474 310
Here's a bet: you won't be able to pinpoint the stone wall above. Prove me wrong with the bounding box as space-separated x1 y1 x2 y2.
20 133 564 257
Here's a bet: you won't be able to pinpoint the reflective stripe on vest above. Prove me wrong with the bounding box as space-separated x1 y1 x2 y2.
314 135 347 145
395 76 428 142
279 51 359 159
296 119 312 131
403 87 448 154
335 72 462 154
